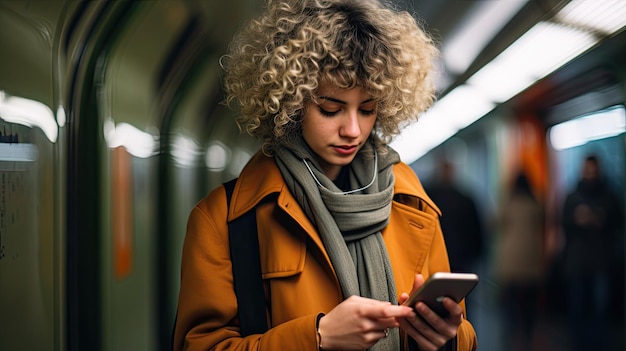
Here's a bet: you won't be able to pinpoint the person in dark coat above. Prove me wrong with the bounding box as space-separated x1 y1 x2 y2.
427 161 484 275
561 154 623 351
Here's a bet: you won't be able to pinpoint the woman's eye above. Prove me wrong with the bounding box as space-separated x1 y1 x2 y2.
317 106 375 117
319 107 339 117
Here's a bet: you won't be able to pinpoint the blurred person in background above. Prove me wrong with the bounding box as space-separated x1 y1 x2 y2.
493 172 545 351
560 154 623 351
427 160 485 276
426 160 485 321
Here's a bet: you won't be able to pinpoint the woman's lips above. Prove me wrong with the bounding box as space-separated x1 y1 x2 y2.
333 145 358 155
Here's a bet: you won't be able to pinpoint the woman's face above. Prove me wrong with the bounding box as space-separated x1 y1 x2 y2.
302 83 377 180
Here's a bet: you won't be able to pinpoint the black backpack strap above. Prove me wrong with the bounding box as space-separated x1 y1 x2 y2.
223 178 268 336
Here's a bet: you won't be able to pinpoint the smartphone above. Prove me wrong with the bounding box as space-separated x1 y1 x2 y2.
402 272 479 317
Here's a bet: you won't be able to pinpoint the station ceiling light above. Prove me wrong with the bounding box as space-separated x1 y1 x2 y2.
393 0 626 164
442 0 526 75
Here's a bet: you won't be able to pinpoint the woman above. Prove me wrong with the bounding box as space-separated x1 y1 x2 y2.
173 0 478 350
494 172 545 351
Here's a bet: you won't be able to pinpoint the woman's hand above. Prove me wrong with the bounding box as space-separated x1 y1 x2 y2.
317 295 414 350
397 274 463 351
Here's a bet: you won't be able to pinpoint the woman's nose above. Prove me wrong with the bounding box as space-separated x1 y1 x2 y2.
340 111 361 137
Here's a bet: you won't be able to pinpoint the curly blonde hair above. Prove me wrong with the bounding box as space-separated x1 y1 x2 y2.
221 0 438 154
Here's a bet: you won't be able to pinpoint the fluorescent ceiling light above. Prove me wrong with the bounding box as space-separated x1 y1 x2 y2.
468 21 597 103
443 0 527 74
549 105 625 150
435 85 496 129
395 1 626 164
556 0 626 35
391 112 457 162
392 84 495 162
396 22 597 163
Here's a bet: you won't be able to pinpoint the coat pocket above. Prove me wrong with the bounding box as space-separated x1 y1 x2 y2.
258 217 306 279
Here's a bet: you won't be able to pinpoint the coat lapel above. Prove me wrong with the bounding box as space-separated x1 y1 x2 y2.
384 201 438 297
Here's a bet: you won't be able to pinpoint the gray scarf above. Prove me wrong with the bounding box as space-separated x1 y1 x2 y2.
275 138 401 351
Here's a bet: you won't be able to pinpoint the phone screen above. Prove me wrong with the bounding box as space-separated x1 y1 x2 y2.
403 272 479 317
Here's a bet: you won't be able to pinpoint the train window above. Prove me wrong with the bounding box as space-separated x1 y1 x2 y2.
547 104 625 216
0 2 61 347
549 105 626 151
0 118 57 351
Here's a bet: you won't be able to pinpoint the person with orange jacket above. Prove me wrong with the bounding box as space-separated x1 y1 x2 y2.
173 1 478 350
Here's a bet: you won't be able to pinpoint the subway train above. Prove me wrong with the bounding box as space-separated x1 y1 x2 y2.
0 1 624 350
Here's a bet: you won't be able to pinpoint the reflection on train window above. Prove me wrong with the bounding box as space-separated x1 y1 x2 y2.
104 120 158 158
205 141 230 171
0 91 58 143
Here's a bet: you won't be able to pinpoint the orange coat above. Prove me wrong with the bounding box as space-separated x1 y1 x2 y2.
174 151 478 351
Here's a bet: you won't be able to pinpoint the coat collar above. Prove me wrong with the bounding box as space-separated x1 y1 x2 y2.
226 151 323 242
226 151 284 220
229 150 441 218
